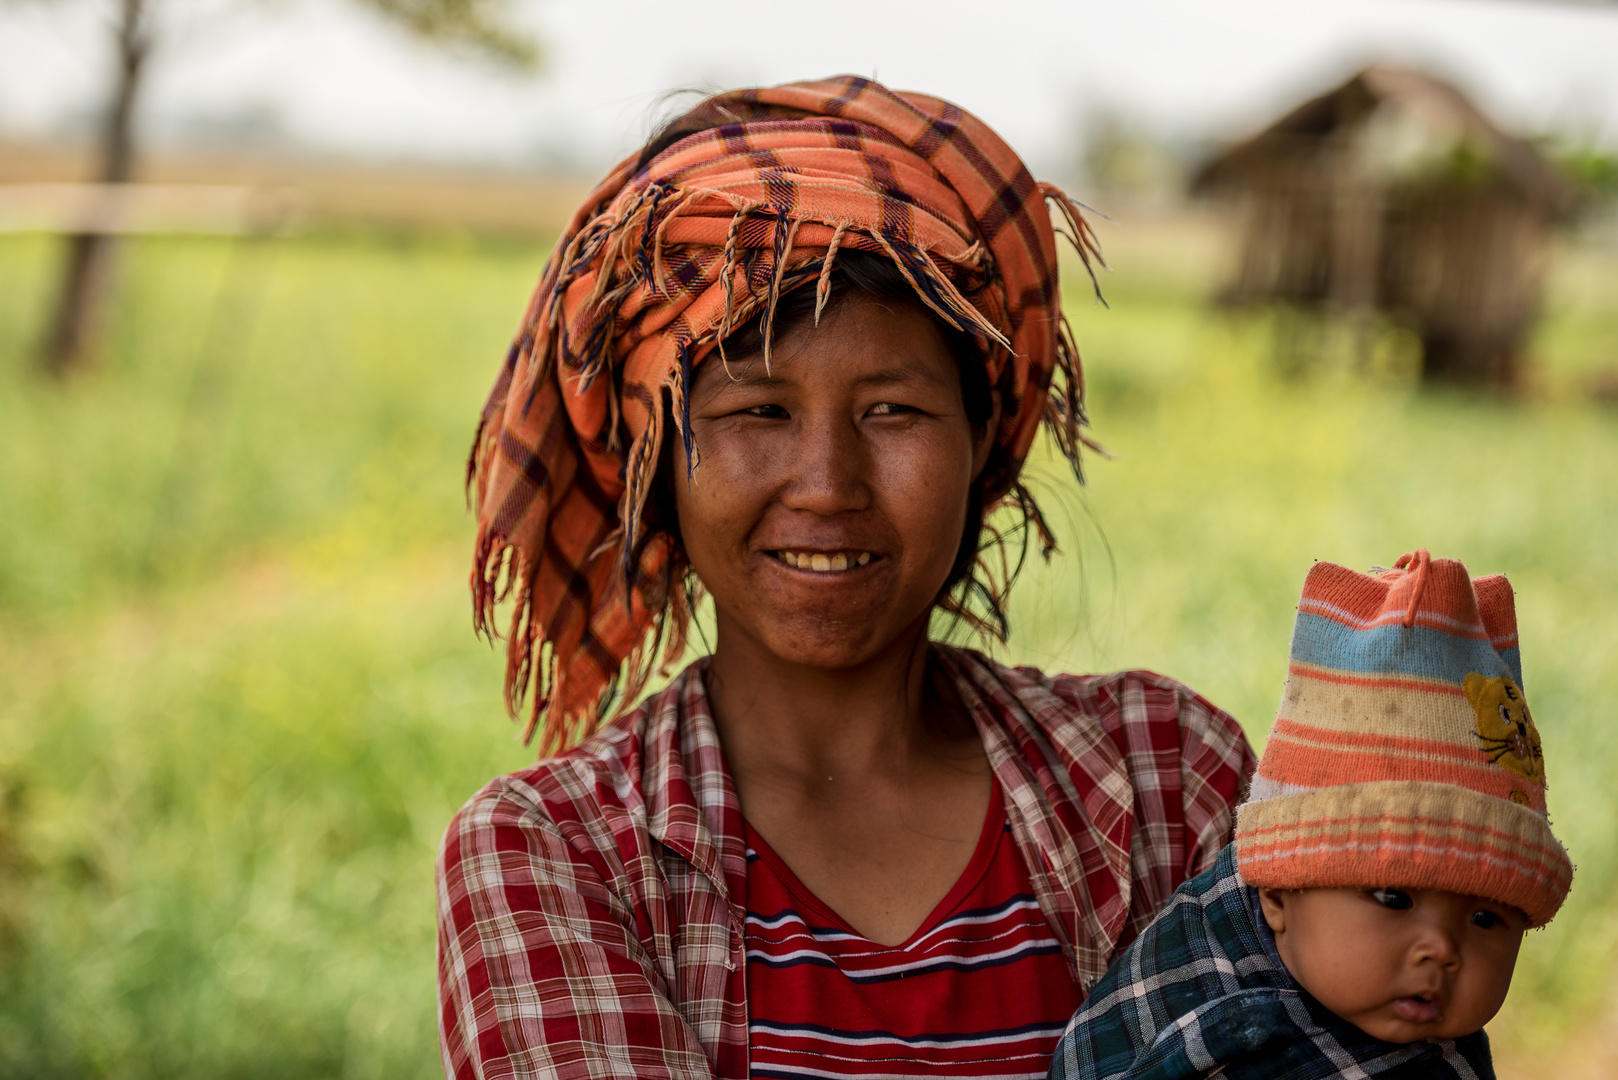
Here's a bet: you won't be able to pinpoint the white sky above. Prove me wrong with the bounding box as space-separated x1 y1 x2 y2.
1 0 1616 175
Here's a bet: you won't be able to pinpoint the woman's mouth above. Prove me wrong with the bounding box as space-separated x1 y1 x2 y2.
771 550 874 573
1390 995 1441 1024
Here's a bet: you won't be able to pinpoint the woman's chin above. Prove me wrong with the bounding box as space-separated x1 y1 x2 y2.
732 610 929 674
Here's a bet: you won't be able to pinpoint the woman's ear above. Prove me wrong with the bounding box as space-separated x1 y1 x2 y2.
1258 888 1289 934
970 389 1002 481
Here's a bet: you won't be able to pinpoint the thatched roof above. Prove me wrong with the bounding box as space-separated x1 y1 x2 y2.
1194 65 1573 213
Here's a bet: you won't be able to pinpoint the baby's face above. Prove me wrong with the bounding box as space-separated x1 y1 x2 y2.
1258 885 1527 1042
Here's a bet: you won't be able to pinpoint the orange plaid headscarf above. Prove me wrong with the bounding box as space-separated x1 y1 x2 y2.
469 76 1102 753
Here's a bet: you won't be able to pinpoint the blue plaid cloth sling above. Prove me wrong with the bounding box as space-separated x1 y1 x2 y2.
1046 845 1496 1080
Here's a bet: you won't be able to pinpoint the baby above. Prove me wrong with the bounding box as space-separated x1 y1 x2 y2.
1047 551 1573 1080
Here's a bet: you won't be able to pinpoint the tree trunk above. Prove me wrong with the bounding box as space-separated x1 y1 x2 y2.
40 0 149 377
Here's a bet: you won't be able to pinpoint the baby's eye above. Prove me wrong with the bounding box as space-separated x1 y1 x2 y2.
1470 910 1503 929
1372 888 1413 910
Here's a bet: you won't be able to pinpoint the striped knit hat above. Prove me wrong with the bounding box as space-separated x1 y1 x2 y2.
1235 550 1573 926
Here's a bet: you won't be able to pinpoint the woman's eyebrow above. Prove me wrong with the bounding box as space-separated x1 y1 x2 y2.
696 362 947 398
698 368 786 395
852 365 952 389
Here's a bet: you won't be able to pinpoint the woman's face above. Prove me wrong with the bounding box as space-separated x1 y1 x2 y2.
674 292 996 671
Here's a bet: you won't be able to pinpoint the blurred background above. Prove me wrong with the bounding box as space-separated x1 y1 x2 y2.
2 0 1616 1076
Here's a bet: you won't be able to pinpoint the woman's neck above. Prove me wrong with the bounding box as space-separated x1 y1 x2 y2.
705 613 967 786
703 609 993 946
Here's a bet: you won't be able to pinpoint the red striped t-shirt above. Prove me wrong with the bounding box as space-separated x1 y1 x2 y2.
743 781 1084 1079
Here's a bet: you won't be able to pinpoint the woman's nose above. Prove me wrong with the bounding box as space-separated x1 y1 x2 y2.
779 413 871 514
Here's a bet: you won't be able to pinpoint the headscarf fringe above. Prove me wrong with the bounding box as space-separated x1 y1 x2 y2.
1038 315 1084 480
651 189 701 294
539 186 1013 398
1034 186 1111 482
866 230 1011 351
815 221 850 325
619 400 666 602
714 207 747 376
671 338 699 476
1040 181 1109 307
760 211 803 372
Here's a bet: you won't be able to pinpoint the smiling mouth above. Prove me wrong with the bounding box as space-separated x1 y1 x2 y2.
771 550 874 572
1390 995 1441 1024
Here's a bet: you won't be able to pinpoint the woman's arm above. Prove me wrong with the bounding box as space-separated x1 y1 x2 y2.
1171 684 1256 878
1105 675 1255 946
436 783 718 1080
1042 670 1255 952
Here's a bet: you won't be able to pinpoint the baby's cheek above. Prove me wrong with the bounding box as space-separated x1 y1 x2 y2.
1285 920 1402 1017
1450 940 1522 1034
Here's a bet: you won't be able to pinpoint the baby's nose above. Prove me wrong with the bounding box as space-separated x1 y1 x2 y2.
1412 926 1462 967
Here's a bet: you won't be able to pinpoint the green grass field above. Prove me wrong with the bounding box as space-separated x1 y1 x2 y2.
1 219 1615 1077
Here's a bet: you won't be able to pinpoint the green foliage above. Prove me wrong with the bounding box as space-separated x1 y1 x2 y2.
361 0 540 68
1552 143 1618 204
1 227 1616 1075
0 232 539 1078
1440 136 1497 188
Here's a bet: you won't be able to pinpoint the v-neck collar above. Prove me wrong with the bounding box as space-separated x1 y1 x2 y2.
742 777 1008 950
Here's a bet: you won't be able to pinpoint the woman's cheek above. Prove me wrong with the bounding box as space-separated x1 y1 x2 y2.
680 428 778 558
701 423 786 488
881 430 974 536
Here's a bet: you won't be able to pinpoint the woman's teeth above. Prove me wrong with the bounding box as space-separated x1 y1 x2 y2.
776 551 872 572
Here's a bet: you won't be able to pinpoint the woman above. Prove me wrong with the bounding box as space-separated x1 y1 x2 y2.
438 77 1255 1080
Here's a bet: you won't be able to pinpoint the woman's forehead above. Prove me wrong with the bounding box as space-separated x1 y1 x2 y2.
693 295 957 397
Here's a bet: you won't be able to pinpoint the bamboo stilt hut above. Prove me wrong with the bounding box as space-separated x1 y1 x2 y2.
1194 66 1573 385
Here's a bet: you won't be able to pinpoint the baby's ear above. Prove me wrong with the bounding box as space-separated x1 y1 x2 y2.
1257 888 1289 934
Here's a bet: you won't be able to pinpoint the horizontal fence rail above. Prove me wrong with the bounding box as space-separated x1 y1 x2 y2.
0 183 298 235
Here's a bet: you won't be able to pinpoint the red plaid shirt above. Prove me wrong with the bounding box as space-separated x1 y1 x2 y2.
436 647 1255 1080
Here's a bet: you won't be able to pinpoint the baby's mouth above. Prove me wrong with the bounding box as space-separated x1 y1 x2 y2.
1390 994 1441 1024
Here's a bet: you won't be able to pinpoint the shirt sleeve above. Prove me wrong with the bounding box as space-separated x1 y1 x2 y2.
436 781 718 1080
1096 674 1256 951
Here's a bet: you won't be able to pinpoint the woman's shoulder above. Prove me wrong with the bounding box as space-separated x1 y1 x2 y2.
441 665 704 863
939 645 1246 747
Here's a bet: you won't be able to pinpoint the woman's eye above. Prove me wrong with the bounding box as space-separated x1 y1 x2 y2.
743 404 789 419
1470 910 1503 929
866 402 913 417
1372 888 1413 910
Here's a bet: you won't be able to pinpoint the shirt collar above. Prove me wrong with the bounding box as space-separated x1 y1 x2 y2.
632 646 1138 982
638 659 748 915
